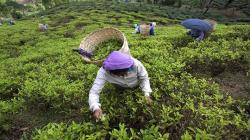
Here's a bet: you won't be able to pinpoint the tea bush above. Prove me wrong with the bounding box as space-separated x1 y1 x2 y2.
0 1 249 139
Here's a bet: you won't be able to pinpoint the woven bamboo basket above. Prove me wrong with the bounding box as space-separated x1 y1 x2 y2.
139 24 150 36
79 27 130 66
204 19 217 32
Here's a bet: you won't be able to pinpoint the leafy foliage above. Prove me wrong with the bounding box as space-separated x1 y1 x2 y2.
0 1 249 140
93 39 122 60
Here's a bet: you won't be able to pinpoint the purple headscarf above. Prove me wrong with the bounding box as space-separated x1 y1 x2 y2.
103 51 134 70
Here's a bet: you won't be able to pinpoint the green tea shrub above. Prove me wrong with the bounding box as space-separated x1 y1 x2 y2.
74 22 86 30
0 2 249 139
30 122 106 140
11 11 22 19
51 15 75 27
171 35 193 48
209 25 250 41
63 31 75 38
30 122 170 139
0 99 24 136
180 38 250 76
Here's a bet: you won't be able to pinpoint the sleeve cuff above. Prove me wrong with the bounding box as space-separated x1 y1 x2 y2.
90 104 100 112
144 92 150 97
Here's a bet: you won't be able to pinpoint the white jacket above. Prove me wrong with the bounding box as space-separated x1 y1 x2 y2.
88 58 152 112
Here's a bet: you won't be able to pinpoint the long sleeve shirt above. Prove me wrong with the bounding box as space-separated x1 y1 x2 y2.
149 26 155 36
196 31 204 41
88 58 152 112
189 29 205 41
134 25 140 34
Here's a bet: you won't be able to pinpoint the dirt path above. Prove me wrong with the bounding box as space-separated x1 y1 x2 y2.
214 71 250 99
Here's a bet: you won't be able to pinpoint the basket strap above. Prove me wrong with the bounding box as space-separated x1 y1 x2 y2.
119 37 131 56
73 48 93 58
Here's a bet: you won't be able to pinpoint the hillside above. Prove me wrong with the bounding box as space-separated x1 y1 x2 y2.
0 1 250 139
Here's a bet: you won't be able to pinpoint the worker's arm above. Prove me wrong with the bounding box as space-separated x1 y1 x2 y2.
196 31 205 41
136 60 152 97
88 68 107 112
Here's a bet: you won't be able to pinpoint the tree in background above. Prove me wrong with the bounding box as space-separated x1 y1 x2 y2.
0 3 11 17
42 0 69 9
224 0 234 8
42 0 53 9
0 0 24 18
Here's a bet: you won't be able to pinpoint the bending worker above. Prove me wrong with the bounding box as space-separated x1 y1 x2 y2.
133 22 156 36
88 51 152 121
38 23 48 31
181 19 217 41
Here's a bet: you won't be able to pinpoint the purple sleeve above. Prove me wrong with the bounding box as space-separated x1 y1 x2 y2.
197 31 205 41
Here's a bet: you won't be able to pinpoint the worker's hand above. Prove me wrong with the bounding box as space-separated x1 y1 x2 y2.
196 37 202 41
93 109 102 122
146 96 153 105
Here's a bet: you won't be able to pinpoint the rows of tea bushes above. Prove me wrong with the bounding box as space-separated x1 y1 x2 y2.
0 3 249 139
35 0 250 23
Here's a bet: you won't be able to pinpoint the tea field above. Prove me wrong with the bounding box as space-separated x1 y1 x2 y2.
0 1 250 140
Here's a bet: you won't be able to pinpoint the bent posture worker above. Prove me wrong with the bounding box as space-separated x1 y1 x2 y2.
88 51 152 121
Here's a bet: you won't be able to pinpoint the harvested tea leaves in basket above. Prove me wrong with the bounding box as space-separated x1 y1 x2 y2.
92 39 122 60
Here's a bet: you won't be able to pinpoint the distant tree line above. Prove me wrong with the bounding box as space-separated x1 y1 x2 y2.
0 0 249 18
0 0 69 17
120 0 249 9
0 0 26 18
119 0 249 15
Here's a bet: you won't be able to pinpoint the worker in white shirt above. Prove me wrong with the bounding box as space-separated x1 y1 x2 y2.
88 51 152 121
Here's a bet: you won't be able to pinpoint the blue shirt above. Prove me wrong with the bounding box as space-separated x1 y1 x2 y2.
190 29 205 41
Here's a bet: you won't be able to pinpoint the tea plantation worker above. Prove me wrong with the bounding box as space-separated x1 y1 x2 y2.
8 19 15 25
44 24 48 30
133 23 140 34
149 22 156 36
187 29 205 41
38 23 48 31
89 51 152 121
181 19 217 41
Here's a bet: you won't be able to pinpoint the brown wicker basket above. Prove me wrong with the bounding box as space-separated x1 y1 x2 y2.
139 24 150 36
204 19 217 32
79 27 130 66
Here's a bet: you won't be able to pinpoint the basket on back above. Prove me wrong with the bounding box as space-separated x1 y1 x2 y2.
139 24 150 36
79 27 130 66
